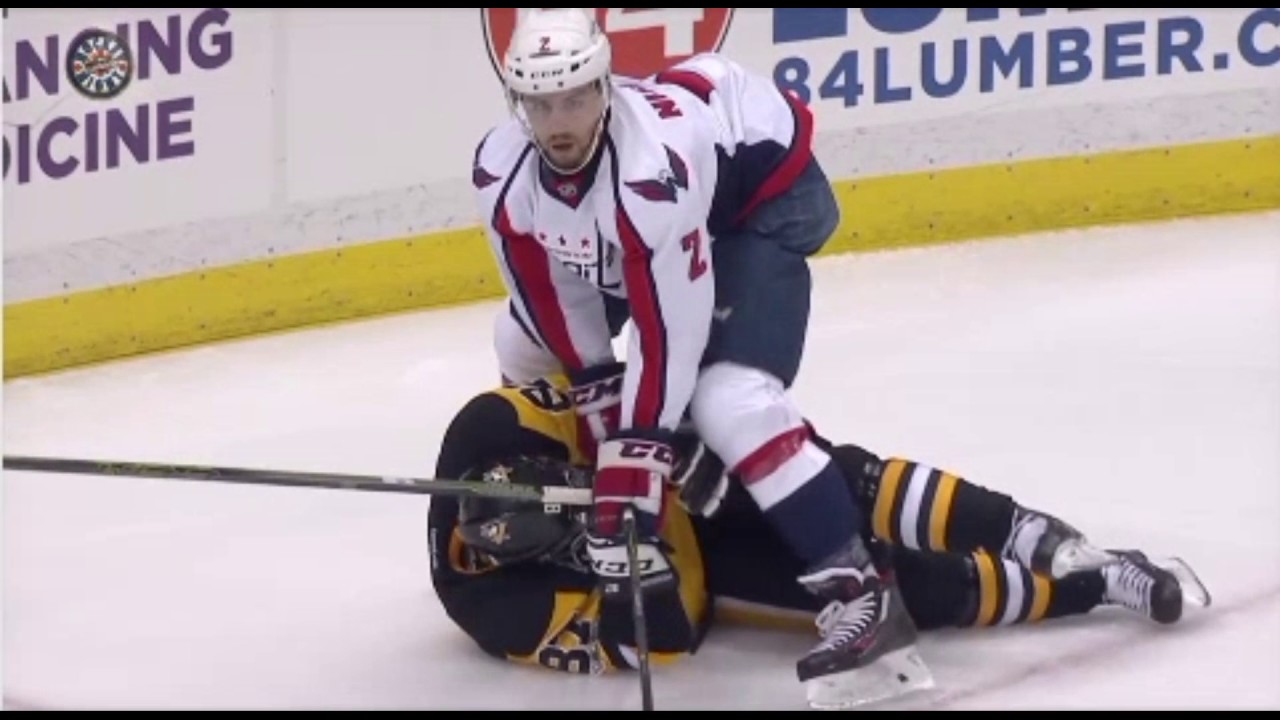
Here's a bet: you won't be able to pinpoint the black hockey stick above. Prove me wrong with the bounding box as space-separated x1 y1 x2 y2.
2 454 594 505
622 507 655 712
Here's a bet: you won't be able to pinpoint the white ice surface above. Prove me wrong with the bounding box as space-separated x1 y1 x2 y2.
5 210 1279 710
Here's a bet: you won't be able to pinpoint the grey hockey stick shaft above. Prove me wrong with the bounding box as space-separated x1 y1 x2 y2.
2 454 594 505
623 507 655 712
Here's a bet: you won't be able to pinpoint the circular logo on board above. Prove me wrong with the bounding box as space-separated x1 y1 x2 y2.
482 8 735 85
65 28 134 100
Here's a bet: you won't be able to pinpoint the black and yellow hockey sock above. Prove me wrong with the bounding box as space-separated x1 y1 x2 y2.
961 550 1105 627
869 458 1019 555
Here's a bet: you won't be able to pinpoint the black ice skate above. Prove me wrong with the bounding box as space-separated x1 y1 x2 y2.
1102 549 1212 624
796 537 934 710
1004 505 1117 579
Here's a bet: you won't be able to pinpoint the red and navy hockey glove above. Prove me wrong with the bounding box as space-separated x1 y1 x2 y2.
587 430 677 599
567 362 625 463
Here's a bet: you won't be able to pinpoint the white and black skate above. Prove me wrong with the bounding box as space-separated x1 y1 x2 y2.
796 539 934 710
1102 549 1212 624
1004 505 1117 579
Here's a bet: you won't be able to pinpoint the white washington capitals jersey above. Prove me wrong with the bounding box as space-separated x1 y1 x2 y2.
472 53 816 433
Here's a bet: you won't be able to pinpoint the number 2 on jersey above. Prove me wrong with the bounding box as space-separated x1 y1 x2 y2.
681 229 708 281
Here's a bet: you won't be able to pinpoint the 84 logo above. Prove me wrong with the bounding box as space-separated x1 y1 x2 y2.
482 8 735 82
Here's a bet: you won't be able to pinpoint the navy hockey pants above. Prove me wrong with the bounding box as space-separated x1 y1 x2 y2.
605 157 841 387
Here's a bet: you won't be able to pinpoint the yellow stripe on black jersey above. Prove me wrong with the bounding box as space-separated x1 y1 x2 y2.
430 377 710 674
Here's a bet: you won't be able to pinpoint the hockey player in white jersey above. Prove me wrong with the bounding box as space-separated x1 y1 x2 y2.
469 8 1112 708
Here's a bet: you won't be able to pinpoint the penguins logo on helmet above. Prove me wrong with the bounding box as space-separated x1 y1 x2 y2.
479 518 511 546
457 455 591 570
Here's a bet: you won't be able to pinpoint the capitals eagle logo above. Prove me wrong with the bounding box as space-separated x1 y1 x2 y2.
624 145 689 203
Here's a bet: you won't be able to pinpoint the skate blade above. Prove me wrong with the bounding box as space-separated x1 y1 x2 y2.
1051 542 1119 579
1157 556 1212 609
805 646 935 710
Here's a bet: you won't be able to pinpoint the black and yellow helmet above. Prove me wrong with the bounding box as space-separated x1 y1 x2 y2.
456 455 592 568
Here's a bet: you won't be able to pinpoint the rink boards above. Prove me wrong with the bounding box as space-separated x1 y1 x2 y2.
4 8 1279 377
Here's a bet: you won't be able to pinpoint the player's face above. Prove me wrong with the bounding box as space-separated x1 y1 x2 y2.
519 83 606 172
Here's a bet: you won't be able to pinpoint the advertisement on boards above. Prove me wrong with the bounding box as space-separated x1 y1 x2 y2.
764 8 1280 125
2 8 274 252
475 8 1279 130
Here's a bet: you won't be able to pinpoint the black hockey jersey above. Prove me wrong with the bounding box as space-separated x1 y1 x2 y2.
428 375 711 674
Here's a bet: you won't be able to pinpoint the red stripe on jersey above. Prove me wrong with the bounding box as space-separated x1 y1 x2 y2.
496 207 584 372
614 206 667 429
734 90 816 225
654 68 714 104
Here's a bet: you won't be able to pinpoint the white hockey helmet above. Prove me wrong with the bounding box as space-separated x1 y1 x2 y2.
502 8 612 97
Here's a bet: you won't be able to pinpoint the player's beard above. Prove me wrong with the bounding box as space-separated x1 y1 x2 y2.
544 134 585 168
539 109 607 175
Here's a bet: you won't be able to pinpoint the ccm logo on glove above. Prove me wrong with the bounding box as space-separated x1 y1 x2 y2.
568 362 627 462
618 440 676 464
592 434 674 538
592 556 658 576
569 372 623 410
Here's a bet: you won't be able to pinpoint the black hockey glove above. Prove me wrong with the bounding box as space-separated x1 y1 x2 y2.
670 430 730 518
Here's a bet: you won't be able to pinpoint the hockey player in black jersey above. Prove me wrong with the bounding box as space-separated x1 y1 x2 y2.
427 373 1211 708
